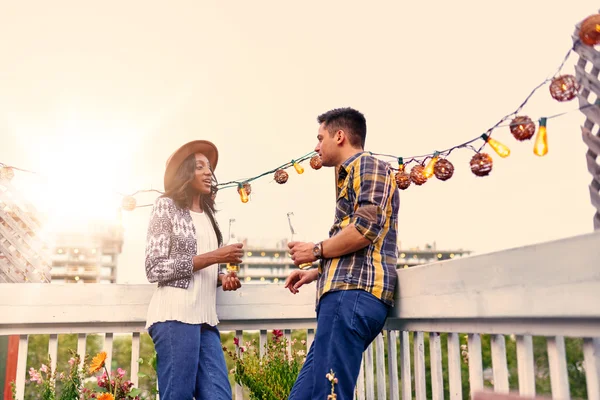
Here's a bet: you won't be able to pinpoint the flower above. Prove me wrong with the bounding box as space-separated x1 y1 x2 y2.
233 337 239 346
116 368 125 378
28 368 42 384
273 329 284 340
89 351 107 373
40 364 49 373
68 357 76 366
97 393 115 400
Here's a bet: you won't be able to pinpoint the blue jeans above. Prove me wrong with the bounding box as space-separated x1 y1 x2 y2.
289 290 390 400
148 321 232 400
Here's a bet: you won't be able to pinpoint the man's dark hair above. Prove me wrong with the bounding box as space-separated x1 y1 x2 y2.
317 107 367 149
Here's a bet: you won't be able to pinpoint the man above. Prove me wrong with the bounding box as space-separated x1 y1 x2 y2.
285 107 400 399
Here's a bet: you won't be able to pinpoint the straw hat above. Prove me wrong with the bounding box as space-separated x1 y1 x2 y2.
164 140 218 191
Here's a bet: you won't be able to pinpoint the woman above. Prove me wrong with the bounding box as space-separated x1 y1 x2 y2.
144 140 243 400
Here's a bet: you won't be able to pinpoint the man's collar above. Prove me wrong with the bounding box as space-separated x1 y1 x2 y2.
338 151 366 179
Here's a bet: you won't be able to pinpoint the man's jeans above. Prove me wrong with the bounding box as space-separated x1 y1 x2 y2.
149 321 232 400
289 289 390 400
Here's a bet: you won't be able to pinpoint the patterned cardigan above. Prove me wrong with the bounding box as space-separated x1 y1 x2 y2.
145 196 200 289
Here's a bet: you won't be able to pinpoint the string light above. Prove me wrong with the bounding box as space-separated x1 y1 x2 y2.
121 196 137 211
423 152 439 179
534 117 549 157
237 183 249 203
292 160 304 174
0 166 14 181
481 134 510 158
1 33 596 208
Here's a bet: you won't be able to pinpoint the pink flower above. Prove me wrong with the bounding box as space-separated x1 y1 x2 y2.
116 368 125 378
28 368 42 383
233 337 239 346
40 364 49 373
68 357 76 366
240 346 246 353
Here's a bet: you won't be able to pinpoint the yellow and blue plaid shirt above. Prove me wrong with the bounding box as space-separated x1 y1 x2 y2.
317 152 399 307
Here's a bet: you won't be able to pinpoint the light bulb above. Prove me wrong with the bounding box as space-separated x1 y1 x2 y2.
423 153 439 178
293 161 304 174
237 184 249 203
533 118 548 157
481 134 510 158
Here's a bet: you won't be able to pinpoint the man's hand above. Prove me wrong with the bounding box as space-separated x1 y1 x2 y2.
284 269 319 294
288 241 317 267
221 272 242 291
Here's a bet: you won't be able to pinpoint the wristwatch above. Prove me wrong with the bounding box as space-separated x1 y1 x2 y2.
312 241 323 259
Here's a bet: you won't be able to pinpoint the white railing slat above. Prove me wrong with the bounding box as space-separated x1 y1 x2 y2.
15 334 28 400
365 342 375 400
104 332 114 373
583 337 600 400
130 332 140 388
447 332 463 400
259 329 267 357
516 335 536 397
48 334 58 373
284 328 292 358
375 333 386 400
414 331 427 400
400 331 412 400
468 333 484 398
77 333 86 369
547 336 571 399
307 328 315 353
430 332 444 400
356 356 365 400
387 330 400 400
491 334 509 393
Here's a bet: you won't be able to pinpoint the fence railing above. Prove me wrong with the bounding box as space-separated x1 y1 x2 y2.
2 230 599 399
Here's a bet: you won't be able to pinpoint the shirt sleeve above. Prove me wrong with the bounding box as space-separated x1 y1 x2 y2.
349 156 395 243
144 197 194 284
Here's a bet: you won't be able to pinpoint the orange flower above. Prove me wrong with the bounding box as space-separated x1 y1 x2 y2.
97 394 115 400
89 351 107 373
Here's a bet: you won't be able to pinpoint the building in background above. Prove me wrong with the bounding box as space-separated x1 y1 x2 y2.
233 240 471 284
50 222 124 284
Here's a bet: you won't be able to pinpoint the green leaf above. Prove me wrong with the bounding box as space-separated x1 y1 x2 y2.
128 388 142 397
137 372 148 378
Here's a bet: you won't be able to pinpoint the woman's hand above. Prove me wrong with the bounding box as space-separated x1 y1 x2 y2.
214 243 244 264
221 272 242 291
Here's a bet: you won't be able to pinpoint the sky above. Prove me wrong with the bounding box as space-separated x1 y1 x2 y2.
1 1 598 284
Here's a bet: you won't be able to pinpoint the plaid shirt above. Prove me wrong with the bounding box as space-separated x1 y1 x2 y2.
317 152 399 307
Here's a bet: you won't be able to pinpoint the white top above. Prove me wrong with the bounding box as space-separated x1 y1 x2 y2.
145 210 220 329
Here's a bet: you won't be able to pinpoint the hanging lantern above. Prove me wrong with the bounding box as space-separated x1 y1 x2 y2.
274 169 289 184
509 116 536 141
433 159 454 181
470 153 493 177
395 170 411 190
549 75 580 102
0 166 15 181
579 14 600 46
121 196 137 211
409 165 427 186
309 155 323 170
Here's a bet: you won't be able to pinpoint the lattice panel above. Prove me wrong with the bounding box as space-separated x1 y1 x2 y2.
0 178 51 282
573 14 600 230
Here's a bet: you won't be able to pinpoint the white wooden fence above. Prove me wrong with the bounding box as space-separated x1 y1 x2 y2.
1 230 599 399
